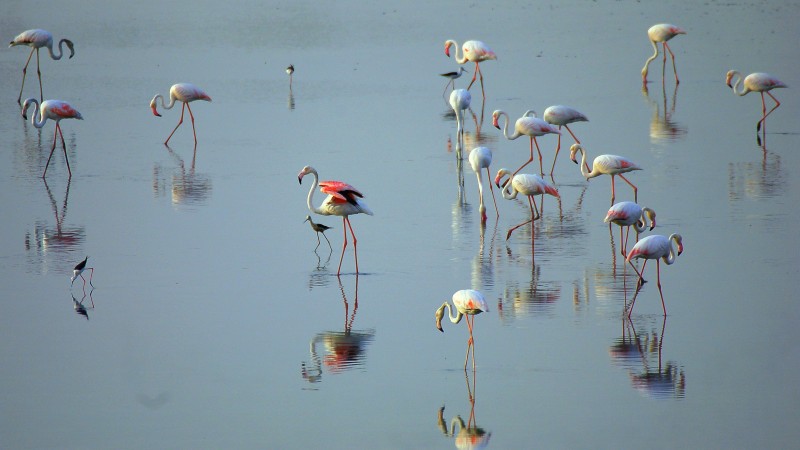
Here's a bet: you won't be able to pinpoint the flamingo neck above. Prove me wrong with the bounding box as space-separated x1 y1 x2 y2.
447 40 469 65
728 71 748 96
496 111 520 140
575 146 596 179
443 302 463 325
498 174 518 200
642 40 659 77
154 93 178 110
663 234 681 265
633 207 656 232
24 99 47 128
304 169 325 216
46 39 70 60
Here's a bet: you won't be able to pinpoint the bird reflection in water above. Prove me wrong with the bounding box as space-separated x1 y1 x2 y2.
72 290 94 320
437 371 492 449
25 178 86 274
153 145 212 207
727 142 784 204
287 64 295 110
609 316 685 399
301 275 375 385
471 221 498 292
497 248 560 321
444 95 495 159
641 79 686 144
572 262 638 316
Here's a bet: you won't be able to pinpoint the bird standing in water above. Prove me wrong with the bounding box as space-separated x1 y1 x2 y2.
725 71 787 133
304 215 332 251
71 256 94 287
21 98 83 178
150 83 212 147
604 201 656 258
286 64 294 88
440 67 468 98
435 289 489 371
569 144 642 204
9 29 75 104
626 234 684 317
642 24 686 86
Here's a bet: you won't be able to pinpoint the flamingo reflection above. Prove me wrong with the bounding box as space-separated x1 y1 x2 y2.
498 250 560 322
153 145 213 206
72 290 94 320
727 142 784 203
25 178 86 273
301 275 375 384
642 81 686 143
610 317 686 399
437 371 492 449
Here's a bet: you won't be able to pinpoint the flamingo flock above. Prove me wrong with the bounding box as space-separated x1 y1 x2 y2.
7 21 788 374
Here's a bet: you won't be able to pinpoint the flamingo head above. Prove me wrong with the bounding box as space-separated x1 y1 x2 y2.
435 304 446 332
644 208 657 230
149 97 162 117
298 165 315 184
20 98 36 120
674 234 684 256
544 183 559 198
444 41 453 57
569 144 584 164
491 110 502 129
725 70 736 88
64 39 75 59
494 168 511 189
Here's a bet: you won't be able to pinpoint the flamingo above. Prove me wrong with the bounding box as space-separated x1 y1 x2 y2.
569 144 642 204
304 215 332 251
604 201 656 258
626 234 684 317
298 166 373 275
286 64 294 88
70 256 94 287
642 24 686 86
435 289 489 371
21 98 83 178
542 105 589 175
150 83 212 146
440 67 468 98
450 89 472 146
492 110 561 177
444 40 496 98
9 29 75 104
725 71 787 132
494 168 559 241
468 147 499 223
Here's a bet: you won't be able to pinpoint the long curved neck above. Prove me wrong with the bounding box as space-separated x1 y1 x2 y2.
24 99 47 128
443 302 463 325
46 39 68 60
447 40 468 65
574 145 594 178
155 93 178 110
305 170 324 215
499 176 518 200
633 207 655 232
642 40 659 75
475 170 485 212
496 111 520 140
728 71 747 96
663 234 680 265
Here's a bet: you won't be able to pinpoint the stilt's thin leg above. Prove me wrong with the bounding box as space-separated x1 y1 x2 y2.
165 102 186 145
322 232 332 250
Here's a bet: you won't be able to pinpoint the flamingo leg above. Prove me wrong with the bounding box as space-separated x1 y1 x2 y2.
627 259 648 317
656 260 667 315
663 42 679 84
42 124 60 178
36 49 43 101
505 196 540 241
756 91 782 132
17 48 36 104
186 103 198 146
621 225 629 258
512 137 543 178
464 314 476 371
467 63 478 90
485 167 499 220
344 216 360 275
627 256 645 283
164 102 186 145
337 217 348 275
550 128 563 175
57 123 71 177
618 174 638 203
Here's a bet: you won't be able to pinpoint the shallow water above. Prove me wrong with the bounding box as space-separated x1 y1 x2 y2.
1 1 799 448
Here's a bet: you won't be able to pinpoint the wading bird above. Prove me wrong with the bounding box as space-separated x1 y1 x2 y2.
642 24 686 86
495 168 559 241
150 83 212 147
9 29 74 104
469 146 499 223
304 215 332 251
450 89 472 146
492 110 560 177
71 256 94 287
725 71 787 132
542 105 589 175
298 166 373 275
444 40 496 98
604 201 656 257
626 234 683 317
440 67 468 98
286 64 294 88
435 289 489 371
21 98 83 178
569 144 642 204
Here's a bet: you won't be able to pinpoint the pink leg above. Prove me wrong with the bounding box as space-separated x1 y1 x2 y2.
757 91 782 132
618 174 638 203
57 124 71 177
609 174 616 205
337 217 348 275
17 48 35 104
345 217 360 274
512 137 542 177
627 259 648 317
505 195 540 241
186 103 197 146
664 42 679 84
550 128 563 175
165 102 186 145
656 260 667 315
42 124 60 178
36 49 43 101
467 63 478 90
485 167 499 220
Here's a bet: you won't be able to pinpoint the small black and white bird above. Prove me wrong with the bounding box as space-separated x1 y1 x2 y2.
286 64 294 87
71 256 94 287
304 215 332 251
439 67 468 98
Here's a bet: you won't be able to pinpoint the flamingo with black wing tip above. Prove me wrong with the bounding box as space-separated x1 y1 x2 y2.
444 40 496 98
726 71 787 132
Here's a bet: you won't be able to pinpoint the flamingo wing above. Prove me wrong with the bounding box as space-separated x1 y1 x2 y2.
594 155 640 173
320 180 364 205
453 289 489 314
47 100 82 119
11 29 51 47
626 235 669 261
172 83 211 102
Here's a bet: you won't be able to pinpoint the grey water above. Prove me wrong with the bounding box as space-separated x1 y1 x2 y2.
0 1 798 448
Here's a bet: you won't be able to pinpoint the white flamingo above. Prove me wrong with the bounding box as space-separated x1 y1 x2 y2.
569 144 642 204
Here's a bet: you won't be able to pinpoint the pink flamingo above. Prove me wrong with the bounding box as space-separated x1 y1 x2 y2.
21 98 83 178
626 234 683 317
604 201 656 257
450 89 472 145
542 105 589 175
569 144 642 204
298 166 373 276
150 83 212 146
9 29 74 104
642 24 686 86
444 40 496 98
469 146 499 223
492 109 561 177
494 168 559 241
725 71 787 132
435 289 489 371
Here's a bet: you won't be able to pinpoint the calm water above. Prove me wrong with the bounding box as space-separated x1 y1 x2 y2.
1 1 798 448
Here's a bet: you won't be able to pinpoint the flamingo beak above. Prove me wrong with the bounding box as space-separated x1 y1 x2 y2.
150 103 161 117
677 243 684 256
435 307 445 332
444 45 451 57
546 186 559 198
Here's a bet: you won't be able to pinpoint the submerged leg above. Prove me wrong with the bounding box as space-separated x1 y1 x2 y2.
57 124 71 177
618 174 638 203
42 125 59 178
165 102 186 145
